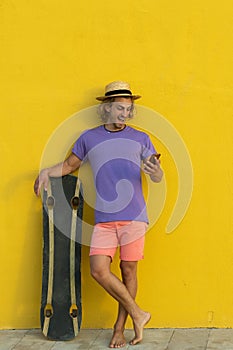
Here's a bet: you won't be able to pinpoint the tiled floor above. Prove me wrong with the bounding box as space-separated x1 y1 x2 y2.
1 328 233 350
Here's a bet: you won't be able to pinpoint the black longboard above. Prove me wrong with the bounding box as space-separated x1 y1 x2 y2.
41 175 83 341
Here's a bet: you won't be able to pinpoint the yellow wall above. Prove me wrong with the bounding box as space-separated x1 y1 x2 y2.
0 0 232 329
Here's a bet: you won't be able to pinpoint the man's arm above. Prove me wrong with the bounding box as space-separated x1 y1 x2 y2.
143 156 163 183
34 153 82 196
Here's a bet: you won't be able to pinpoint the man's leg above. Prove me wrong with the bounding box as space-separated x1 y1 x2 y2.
110 261 138 348
90 255 150 347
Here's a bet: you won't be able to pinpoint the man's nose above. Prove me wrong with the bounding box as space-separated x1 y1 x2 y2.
122 109 128 117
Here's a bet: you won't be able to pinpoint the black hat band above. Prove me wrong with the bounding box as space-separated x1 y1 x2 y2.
105 89 132 97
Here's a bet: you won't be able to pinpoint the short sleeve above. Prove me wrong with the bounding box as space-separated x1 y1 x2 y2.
72 133 87 161
141 134 156 160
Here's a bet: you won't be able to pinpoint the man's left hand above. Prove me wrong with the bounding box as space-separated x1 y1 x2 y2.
143 156 163 183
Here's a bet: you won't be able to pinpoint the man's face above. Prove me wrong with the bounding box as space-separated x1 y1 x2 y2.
106 97 133 127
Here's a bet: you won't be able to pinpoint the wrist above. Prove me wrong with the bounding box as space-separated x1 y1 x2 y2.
150 168 163 182
40 168 50 177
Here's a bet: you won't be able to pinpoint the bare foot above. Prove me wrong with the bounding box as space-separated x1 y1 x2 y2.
130 312 151 346
109 329 126 348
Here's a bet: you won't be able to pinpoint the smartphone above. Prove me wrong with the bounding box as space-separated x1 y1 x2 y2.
149 153 161 164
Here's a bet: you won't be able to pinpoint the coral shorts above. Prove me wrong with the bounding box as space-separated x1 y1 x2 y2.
89 221 148 261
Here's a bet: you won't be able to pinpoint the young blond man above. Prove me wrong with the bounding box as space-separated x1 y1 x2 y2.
34 81 163 348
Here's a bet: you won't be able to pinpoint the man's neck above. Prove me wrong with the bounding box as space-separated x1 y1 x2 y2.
104 123 126 132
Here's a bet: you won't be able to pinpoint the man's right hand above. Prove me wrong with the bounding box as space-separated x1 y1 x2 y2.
34 169 50 197
33 154 82 197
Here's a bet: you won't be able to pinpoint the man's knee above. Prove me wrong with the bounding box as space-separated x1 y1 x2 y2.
90 265 101 281
90 255 111 282
120 261 137 281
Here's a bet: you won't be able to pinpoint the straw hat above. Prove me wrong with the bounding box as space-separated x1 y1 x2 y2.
96 81 141 101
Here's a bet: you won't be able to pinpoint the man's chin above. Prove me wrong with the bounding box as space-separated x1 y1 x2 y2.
113 123 125 129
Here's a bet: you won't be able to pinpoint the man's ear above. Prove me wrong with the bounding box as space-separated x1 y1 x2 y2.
105 103 112 113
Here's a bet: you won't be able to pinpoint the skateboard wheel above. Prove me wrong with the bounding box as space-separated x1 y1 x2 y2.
44 304 53 318
69 304 78 318
46 196 55 209
71 196 79 210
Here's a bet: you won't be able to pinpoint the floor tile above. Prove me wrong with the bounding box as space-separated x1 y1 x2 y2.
132 329 174 350
167 328 209 350
12 329 55 350
0 330 28 350
89 329 115 349
207 329 233 350
50 329 102 350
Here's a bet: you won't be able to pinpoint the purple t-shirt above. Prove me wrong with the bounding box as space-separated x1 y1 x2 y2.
72 125 156 224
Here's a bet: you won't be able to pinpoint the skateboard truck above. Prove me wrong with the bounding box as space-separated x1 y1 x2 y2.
71 196 79 210
44 304 53 318
69 304 78 318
